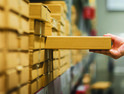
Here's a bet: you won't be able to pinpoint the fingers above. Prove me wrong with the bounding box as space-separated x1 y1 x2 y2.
104 34 117 42
89 50 110 55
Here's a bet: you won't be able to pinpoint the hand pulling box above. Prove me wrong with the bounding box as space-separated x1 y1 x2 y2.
45 36 111 49
29 3 51 22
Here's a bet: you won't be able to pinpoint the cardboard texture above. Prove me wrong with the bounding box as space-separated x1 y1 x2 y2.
29 34 45 49
0 75 5 92
6 51 18 69
52 31 58 36
0 0 4 8
53 60 59 70
20 34 29 50
21 17 29 34
46 4 64 14
29 50 45 65
45 36 111 49
29 3 51 22
20 67 29 84
51 14 65 25
6 69 19 90
6 31 18 50
19 84 29 94
7 0 29 17
43 1 67 13
53 50 59 59
0 51 4 72
51 18 58 30
30 19 44 35
0 32 4 49
29 81 38 94
38 76 44 90
0 9 5 28
7 11 20 30
20 52 29 66
43 22 52 36
29 66 43 81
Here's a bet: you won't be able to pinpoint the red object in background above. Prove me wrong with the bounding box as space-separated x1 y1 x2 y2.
90 29 97 36
83 6 95 19
76 85 90 94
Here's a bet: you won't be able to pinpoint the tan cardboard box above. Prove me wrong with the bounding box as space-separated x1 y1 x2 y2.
43 22 52 36
0 0 4 8
6 69 19 90
6 31 18 50
0 32 5 49
20 34 29 50
43 1 67 13
29 50 45 65
20 0 29 17
0 51 4 73
38 75 44 90
51 14 65 25
6 51 18 69
45 36 111 49
20 67 29 84
7 0 29 17
51 18 58 31
19 84 29 94
29 34 45 50
0 75 5 92
29 65 43 81
53 69 59 79
29 80 38 94
21 17 29 34
0 9 5 28
46 4 64 14
53 50 59 59
7 11 20 30
53 60 59 70
29 3 51 22
29 19 44 35
20 51 29 66
52 31 58 36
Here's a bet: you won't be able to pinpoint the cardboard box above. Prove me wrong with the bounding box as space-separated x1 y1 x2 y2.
0 0 4 8
29 3 51 22
20 51 29 66
20 34 29 50
29 34 45 50
51 14 65 25
29 19 44 35
43 22 52 36
19 84 29 94
51 18 58 30
20 0 29 17
53 69 59 79
0 75 5 92
0 32 4 50
7 11 20 30
6 31 18 50
52 31 58 36
20 67 29 84
0 51 4 73
29 80 38 94
0 9 5 28
6 69 19 90
53 50 59 59
53 60 59 70
46 4 64 14
7 0 29 17
29 65 43 81
6 51 18 69
45 36 111 49
43 1 67 13
21 17 29 34
38 76 44 90
29 50 45 65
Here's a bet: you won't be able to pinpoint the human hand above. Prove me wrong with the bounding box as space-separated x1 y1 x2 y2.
90 34 124 59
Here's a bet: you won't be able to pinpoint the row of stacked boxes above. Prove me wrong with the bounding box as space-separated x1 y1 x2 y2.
0 0 72 94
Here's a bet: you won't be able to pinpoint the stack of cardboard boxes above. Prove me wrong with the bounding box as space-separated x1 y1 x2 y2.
0 0 29 94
